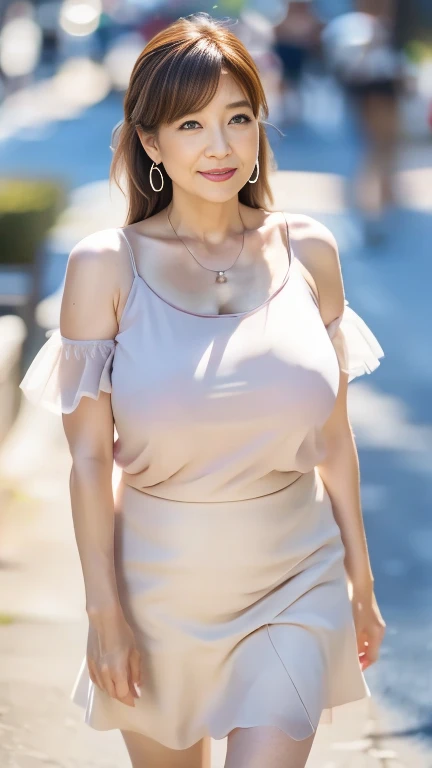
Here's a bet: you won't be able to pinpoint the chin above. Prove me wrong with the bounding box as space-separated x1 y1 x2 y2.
194 186 243 204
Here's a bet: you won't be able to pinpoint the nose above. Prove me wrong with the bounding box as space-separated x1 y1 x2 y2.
204 127 232 159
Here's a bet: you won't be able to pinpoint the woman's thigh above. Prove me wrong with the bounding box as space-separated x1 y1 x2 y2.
120 730 211 768
224 726 316 768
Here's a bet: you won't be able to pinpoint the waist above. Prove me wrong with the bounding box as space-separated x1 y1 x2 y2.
117 468 309 505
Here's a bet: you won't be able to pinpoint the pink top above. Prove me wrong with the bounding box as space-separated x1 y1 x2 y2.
19 215 384 503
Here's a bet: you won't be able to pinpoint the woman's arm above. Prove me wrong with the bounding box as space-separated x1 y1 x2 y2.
291 214 386 669
66 397 120 618
289 215 373 591
59 233 142 706
60 234 122 620
317 371 374 592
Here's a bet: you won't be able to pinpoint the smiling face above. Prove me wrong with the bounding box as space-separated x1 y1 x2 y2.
137 71 259 203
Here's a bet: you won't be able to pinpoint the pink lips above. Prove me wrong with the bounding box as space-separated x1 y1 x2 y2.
198 168 237 182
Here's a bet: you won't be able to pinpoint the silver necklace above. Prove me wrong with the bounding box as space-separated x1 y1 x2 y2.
166 204 246 284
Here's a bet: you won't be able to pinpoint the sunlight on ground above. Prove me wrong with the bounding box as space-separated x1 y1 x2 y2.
395 167 432 212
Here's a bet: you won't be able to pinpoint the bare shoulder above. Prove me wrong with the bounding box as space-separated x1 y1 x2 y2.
60 228 133 339
284 213 339 271
285 213 345 325
66 228 129 278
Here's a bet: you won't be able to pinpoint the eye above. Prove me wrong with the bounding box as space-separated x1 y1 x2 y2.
229 113 252 124
179 120 200 130
178 113 252 130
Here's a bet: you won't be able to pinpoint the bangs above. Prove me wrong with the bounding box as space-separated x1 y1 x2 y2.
137 40 258 132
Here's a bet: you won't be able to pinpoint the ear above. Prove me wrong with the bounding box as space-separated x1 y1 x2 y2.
136 126 162 165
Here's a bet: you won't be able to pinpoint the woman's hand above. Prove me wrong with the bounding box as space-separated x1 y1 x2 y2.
86 606 143 707
351 585 386 671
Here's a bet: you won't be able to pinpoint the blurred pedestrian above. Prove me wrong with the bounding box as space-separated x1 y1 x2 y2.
322 1 408 243
273 0 323 124
20 11 386 768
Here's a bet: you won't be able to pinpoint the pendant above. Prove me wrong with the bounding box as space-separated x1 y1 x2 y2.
216 271 227 284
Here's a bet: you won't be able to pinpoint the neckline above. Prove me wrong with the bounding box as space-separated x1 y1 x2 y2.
135 263 292 319
119 211 292 320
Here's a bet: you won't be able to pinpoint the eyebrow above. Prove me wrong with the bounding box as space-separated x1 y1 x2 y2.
176 99 253 124
225 100 253 110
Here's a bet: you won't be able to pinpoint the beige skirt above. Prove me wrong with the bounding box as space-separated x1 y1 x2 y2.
70 468 370 750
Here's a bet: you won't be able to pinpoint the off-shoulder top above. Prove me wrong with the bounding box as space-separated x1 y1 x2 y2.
19 220 384 502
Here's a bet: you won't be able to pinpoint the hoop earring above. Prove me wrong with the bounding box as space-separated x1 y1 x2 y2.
248 158 259 184
149 162 164 192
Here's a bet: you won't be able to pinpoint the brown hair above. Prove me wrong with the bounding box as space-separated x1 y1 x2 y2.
110 12 276 225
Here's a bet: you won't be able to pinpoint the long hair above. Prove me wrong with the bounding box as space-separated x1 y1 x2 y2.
110 12 276 225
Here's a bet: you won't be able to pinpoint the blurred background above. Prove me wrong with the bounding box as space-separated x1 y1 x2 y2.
0 1 431 766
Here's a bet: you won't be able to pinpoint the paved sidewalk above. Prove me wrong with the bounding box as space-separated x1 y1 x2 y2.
0 404 430 768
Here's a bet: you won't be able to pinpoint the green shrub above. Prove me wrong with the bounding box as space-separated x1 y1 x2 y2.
0 178 67 265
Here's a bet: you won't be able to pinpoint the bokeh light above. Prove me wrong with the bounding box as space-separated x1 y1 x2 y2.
59 0 102 37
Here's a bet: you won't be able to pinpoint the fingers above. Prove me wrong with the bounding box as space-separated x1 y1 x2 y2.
127 666 141 701
87 657 138 707
88 658 104 691
100 662 117 699
359 641 369 670
113 668 135 706
358 624 386 670
367 625 386 665
86 616 143 707
129 647 142 690
356 627 367 658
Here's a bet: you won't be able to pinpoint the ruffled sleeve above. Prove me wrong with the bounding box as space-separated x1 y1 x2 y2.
325 300 384 382
19 328 115 414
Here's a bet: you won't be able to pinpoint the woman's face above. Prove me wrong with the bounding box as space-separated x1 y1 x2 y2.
139 70 259 202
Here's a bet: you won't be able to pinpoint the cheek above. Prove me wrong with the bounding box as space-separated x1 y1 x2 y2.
162 139 200 178
232 127 258 159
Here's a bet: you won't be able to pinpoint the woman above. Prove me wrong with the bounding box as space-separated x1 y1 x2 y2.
19 12 386 768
